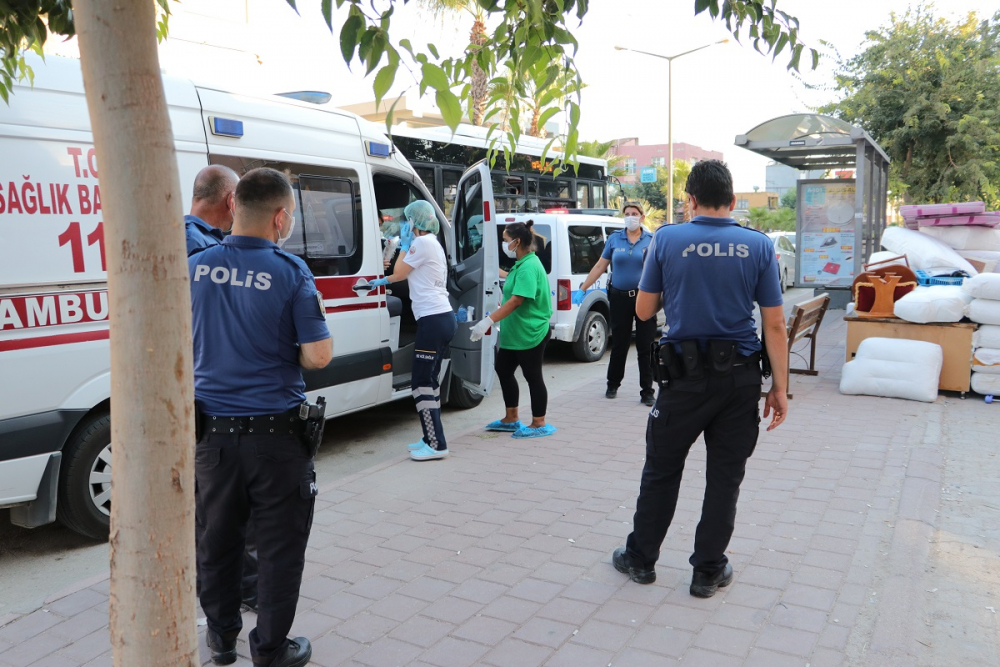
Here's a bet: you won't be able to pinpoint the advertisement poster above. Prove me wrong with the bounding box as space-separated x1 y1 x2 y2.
797 180 856 287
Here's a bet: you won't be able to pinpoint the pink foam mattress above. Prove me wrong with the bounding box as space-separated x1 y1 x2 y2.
915 212 1000 228
901 202 985 221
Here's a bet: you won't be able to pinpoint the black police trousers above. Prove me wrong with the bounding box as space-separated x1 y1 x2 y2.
607 288 658 394
196 430 316 663
625 364 761 575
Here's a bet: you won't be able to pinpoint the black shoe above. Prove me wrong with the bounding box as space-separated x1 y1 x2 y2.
254 637 312 667
207 629 237 666
605 386 618 399
612 547 656 584
690 564 734 598
241 592 258 613
640 391 655 407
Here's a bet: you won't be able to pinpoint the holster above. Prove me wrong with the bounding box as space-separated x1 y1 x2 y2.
300 397 327 458
652 342 686 385
760 332 772 379
194 400 204 442
707 340 736 377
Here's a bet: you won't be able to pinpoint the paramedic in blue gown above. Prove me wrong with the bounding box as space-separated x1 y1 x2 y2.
190 167 332 667
370 200 457 461
611 160 789 598
185 164 239 254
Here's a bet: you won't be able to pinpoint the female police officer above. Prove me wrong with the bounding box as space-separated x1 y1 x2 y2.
610 160 788 598
190 168 332 667
579 202 657 406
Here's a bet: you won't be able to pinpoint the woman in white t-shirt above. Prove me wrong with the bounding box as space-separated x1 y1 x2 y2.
370 200 456 461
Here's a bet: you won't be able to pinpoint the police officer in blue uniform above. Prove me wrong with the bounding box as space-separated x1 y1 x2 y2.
190 168 332 667
185 165 239 254
611 160 789 597
580 202 657 405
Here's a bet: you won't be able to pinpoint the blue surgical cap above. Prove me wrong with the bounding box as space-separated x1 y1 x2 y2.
404 200 439 234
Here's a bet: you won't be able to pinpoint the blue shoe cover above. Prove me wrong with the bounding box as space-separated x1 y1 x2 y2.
410 443 449 461
512 424 557 439
407 440 426 451
485 419 523 432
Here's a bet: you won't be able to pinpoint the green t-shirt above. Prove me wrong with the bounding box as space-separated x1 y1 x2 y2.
499 252 552 350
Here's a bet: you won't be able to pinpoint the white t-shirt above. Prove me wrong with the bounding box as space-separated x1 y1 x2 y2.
403 234 452 320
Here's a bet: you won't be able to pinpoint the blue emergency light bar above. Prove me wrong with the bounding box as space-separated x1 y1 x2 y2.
366 141 392 158
209 117 244 138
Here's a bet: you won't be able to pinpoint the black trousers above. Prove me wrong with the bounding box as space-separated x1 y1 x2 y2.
196 431 316 663
607 289 658 394
625 366 761 575
412 312 457 450
496 334 549 418
195 510 257 605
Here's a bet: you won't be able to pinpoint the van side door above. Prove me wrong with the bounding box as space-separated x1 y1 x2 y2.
446 160 499 396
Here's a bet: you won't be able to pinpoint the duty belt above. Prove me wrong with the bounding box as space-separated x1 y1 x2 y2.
201 408 302 436
608 286 638 298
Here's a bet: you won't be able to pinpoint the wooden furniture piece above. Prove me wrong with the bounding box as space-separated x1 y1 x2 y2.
844 316 975 393
787 294 831 376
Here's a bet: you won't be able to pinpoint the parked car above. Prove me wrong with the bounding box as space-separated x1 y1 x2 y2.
767 232 797 292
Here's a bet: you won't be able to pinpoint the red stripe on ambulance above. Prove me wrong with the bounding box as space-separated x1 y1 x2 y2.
0 328 109 352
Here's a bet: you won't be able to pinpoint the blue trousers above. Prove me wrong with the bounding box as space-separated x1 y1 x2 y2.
412 311 457 450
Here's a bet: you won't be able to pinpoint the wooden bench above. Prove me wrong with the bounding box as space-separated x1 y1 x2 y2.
786 294 831 376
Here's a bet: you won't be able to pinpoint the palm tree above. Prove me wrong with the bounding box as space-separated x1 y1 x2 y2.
420 0 489 125
579 139 626 178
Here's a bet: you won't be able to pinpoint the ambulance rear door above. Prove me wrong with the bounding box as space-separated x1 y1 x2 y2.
446 160 499 396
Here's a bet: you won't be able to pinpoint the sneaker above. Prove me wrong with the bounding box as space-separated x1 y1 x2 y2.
611 547 656 584
410 443 449 461
689 564 734 598
641 391 655 407
605 386 618 399
511 424 557 439
407 440 426 451
207 628 237 665
485 419 523 432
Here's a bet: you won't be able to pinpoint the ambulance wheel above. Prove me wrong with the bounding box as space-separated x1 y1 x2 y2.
574 311 609 362
57 412 112 540
448 374 484 409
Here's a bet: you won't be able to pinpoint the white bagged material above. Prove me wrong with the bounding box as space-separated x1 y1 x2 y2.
971 371 1000 396
893 286 971 323
967 298 1000 325
881 226 978 276
974 325 1000 349
920 225 1000 251
867 250 904 266
962 274 1000 301
972 348 1000 374
840 337 943 403
957 250 1000 273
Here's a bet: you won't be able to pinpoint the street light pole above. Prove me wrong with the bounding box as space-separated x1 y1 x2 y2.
614 39 728 224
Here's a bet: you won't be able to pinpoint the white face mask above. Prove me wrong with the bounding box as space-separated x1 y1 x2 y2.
277 209 296 248
502 240 518 259
625 215 642 231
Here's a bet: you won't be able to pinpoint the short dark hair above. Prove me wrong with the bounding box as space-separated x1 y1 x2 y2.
235 168 292 217
504 220 536 250
684 159 734 209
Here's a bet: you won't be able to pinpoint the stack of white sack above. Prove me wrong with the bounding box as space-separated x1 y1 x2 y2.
893 285 972 324
963 275 1000 395
919 225 1000 274
881 226 978 277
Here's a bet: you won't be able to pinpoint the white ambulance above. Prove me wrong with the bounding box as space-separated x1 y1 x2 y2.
0 55 503 539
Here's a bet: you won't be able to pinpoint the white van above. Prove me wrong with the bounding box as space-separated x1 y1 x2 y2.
0 55 502 538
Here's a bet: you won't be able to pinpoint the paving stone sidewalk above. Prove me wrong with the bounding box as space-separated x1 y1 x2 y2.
2 316 999 667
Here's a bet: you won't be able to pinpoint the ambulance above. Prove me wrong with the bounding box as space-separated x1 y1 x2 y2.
0 55 504 539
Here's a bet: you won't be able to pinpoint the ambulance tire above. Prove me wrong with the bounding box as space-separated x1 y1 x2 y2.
57 412 112 540
448 373 484 409
573 311 609 362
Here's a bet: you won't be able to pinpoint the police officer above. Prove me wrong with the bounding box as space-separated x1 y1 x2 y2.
190 167 332 667
579 202 657 406
611 160 789 598
185 164 239 254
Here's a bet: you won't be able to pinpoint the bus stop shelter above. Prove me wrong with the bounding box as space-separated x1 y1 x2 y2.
735 114 890 301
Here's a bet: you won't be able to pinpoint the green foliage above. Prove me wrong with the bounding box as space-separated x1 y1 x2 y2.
694 0 818 70
624 166 670 211
748 205 795 231
579 139 626 178
664 159 692 206
780 188 796 209
821 6 1000 208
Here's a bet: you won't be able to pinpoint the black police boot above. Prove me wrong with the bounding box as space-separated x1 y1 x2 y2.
640 390 655 407
690 564 734 598
206 628 237 666
605 385 618 399
612 547 655 584
253 637 312 667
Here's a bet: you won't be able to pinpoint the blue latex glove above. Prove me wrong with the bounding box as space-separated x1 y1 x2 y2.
369 277 390 288
571 289 587 306
399 221 414 251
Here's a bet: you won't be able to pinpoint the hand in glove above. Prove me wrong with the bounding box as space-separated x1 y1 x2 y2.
368 277 390 289
399 222 415 251
469 316 494 342
571 289 587 306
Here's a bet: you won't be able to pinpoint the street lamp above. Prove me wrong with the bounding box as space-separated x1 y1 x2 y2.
614 39 729 224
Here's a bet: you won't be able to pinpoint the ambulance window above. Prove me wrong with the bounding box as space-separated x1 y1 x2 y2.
453 171 484 262
569 225 605 275
299 176 358 257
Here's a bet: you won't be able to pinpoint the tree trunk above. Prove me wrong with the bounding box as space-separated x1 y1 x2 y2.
74 2 197 666
528 103 546 138
470 15 488 125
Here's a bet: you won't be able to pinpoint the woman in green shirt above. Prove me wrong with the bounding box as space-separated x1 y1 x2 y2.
470 221 556 438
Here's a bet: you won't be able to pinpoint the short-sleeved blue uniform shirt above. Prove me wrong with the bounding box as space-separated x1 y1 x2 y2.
638 216 783 355
185 215 224 255
189 235 331 415
602 228 653 292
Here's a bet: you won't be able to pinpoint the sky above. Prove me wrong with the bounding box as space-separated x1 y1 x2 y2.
56 0 999 191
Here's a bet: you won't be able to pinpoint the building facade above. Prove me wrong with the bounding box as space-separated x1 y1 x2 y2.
608 138 724 184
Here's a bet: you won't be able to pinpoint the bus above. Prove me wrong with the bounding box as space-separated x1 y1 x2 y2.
388 124 610 218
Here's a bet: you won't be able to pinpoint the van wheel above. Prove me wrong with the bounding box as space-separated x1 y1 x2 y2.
448 373 484 409
781 268 788 293
57 412 112 540
573 311 609 362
